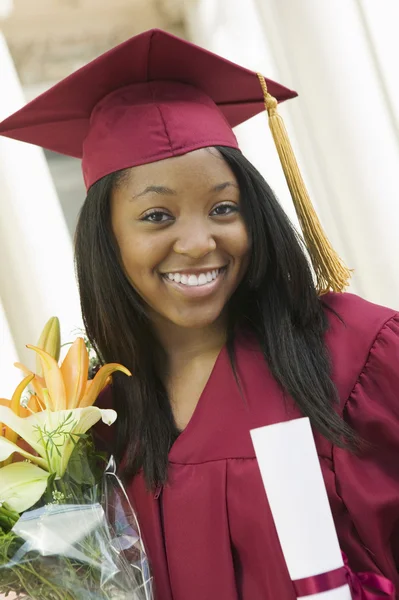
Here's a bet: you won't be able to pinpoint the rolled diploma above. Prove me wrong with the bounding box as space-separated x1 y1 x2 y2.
250 417 352 599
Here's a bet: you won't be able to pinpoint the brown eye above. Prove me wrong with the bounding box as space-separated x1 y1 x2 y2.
211 203 238 216
141 210 173 223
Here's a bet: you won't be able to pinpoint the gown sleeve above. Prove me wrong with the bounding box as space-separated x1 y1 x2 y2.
333 313 399 587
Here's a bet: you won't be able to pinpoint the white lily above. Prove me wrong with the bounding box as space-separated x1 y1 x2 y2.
0 323 129 516
0 405 117 478
0 462 50 513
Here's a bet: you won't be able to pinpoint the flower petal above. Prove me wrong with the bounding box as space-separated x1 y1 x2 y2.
61 406 117 434
0 462 50 512
27 345 66 410
7 375 35 445
36 316 61 376
10 375 34 414
0 406 47 460
57 406 117 477
0 435 47 469
14 362 48 408
79 363 131 408
54 407 117 475
0 407 116 476
26 394 44 414
60 338 89 409
1 397 37 419
0 405 117 477
99 408 118 426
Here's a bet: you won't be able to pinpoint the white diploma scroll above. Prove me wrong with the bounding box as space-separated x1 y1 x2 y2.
250 417 352 599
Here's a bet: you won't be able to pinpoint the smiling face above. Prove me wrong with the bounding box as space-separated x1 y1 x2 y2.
110 148 250 331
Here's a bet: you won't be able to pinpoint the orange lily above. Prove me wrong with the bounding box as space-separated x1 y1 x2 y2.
0 374 40 467
12 315 61 410
15 338 130 412
0 338 130 478
0 322 130 512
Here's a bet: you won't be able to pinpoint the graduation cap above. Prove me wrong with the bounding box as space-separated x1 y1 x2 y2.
0 28 350 294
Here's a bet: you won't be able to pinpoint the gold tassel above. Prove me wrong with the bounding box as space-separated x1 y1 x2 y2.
257 74 352 295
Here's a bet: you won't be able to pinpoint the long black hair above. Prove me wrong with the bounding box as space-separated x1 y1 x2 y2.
75 146 356 488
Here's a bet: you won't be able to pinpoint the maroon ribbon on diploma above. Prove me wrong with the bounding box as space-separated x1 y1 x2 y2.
293 553 395 599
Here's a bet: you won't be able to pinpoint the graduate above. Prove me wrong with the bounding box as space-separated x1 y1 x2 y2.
1 28 398 600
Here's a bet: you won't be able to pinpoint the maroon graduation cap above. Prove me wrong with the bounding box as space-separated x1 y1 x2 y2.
0 28 296 190
0 28 350 293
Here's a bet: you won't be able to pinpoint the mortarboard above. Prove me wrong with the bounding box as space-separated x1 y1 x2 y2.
0 28 350 294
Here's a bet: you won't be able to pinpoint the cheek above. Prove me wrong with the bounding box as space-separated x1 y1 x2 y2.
225 221 251 260
117 234 163 281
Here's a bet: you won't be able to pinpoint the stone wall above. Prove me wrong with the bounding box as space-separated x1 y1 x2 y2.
1 0 186 84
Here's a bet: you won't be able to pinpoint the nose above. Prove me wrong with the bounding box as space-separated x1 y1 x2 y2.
173 220 216 259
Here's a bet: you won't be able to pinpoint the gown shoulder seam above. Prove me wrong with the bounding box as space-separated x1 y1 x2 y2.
342 312 399 415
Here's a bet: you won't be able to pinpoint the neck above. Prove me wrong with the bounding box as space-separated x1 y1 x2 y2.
152 315 228 367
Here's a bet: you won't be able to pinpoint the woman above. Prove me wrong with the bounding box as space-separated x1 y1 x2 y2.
1 29 398 599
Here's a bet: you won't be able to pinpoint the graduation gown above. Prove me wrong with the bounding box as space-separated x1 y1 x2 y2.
101 292 399 599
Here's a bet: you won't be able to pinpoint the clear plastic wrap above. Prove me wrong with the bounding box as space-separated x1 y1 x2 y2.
0 443 153 600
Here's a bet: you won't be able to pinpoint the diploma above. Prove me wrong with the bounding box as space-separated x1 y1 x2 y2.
250 417 352 599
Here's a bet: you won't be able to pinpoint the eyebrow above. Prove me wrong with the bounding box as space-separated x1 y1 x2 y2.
132 181 239 200
211 181 239 193
132 185 177 199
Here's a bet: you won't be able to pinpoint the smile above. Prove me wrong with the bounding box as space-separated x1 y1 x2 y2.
163 268 224 287
161 267 227 297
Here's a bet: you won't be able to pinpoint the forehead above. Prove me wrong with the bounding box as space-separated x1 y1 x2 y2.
122 147 237 188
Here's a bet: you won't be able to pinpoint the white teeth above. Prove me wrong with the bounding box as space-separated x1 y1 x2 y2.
164 268 223 287
188 275 198 286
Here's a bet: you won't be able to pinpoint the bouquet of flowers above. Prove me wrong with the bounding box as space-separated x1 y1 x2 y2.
0 318 153 600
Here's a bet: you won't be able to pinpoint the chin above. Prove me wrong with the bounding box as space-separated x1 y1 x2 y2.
168 304 226 330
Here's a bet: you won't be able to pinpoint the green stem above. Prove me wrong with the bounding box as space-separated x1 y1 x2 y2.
14 563 69 600
0 514 17 530
58 478 68 497
0 503 19 522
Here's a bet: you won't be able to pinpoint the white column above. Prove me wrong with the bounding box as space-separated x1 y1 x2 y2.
0 297 20 398
0 0 12 19
357 0 399 133
254 0 399 308
0 31 82 374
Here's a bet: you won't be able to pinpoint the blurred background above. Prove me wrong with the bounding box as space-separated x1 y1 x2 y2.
1 0 399 398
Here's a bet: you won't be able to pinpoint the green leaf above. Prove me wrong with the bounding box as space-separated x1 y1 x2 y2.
65 441 97 486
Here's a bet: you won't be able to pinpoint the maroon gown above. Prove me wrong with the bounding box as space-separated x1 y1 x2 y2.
99 292 399 599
